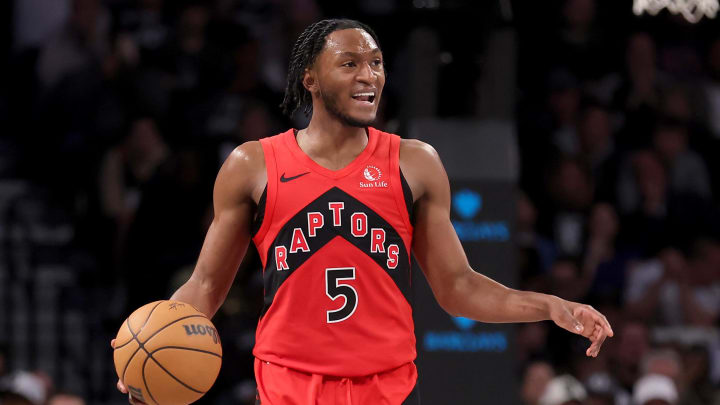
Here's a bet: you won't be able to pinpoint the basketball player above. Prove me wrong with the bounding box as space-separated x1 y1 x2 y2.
114 19 613 404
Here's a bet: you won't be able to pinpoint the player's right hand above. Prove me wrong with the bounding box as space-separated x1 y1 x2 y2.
111 339 148 405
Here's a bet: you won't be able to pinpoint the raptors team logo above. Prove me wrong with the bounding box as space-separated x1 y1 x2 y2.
360 165 388 188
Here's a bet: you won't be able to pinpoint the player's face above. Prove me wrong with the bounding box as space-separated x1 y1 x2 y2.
310 28 385 127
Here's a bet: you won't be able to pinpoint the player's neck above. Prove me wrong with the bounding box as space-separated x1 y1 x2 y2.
301 114 368 157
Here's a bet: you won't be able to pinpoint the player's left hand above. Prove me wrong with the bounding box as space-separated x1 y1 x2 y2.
549 297 614 358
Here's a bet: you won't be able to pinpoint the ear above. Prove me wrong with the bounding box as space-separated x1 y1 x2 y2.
302 68 318 93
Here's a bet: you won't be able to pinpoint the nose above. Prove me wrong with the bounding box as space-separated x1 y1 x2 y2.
356 62 375 84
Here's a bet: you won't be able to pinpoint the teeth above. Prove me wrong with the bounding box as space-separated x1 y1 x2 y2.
353 92 375 97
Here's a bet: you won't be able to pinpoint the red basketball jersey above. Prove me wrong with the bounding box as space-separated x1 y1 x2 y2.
251 127 415 377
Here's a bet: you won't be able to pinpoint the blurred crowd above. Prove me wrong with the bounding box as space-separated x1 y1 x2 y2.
514 1 720 405
2 0 720 404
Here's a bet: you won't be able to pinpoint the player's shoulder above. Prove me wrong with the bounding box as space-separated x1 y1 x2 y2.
216 141 267 201
221 141 266 176
399 138 441 166
398 138 446 201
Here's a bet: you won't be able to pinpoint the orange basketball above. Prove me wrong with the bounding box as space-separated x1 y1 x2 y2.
113 300 222 405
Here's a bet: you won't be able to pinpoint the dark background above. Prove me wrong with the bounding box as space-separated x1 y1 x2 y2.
2 0 720 404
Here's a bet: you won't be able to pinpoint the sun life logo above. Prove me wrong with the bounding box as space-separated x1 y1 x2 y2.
360 165 387 188
363 165 381 181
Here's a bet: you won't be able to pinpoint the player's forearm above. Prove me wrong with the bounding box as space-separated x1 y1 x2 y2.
170 272 229 319
444 270 554 323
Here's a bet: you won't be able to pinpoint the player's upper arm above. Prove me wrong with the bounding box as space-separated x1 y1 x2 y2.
400 139 472 310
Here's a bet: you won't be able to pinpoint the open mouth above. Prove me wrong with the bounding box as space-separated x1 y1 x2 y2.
352 92 376 104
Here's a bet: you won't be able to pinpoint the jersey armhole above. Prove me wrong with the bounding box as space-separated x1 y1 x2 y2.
389 134 414 239
252 138 278 265
251 185 267 237
400 170 414 224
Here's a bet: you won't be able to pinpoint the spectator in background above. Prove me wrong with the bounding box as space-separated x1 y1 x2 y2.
582 202 632 303
542 158 595 257
549 257 587 303
162 1 215 92
584 371 630 405
1 372 47 405
516 322 552 368
625 238 720 327
520 68 582 201
615 150 711 254
539 374 588 405
576 104 620 203
122 139 213 313
547 69 582 156
660 85 696 125
521 361 556 405
614 32 665 150
203 28 282 141
676 345 715 405
610 320 650 392
98 117 169 267
216 101 280 169
550 0 612 82
652 119 711 200
641 349 682 383
115 0 169 62
633 374 678 405
516 191 556 291
36 0 110 89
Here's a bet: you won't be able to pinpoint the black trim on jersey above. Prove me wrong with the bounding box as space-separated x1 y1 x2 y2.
251 185 267 237
261 187 411 317
400 170 413 223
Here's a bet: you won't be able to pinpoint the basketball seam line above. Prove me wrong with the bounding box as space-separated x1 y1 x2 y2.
115 301 165 365
121 319 140 384
145 353 206 394
141 301 166 331
141 354 159 405
120 301 162 403
150 346 222 359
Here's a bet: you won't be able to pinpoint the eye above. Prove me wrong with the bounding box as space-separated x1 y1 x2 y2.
372 59 383 66
342 61 356 68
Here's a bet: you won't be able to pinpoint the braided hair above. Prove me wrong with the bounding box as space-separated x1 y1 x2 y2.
280 19 381 118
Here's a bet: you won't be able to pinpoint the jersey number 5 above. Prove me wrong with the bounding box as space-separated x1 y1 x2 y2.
325 267 358 323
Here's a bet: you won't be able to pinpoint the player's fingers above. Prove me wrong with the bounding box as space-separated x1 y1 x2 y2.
585 326 600 355
587 308 613 337
111 339 116 349
117 379 128 394
587 327 607 357
575 306 614 337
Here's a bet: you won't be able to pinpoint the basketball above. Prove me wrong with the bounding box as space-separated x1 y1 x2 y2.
113 301 222 405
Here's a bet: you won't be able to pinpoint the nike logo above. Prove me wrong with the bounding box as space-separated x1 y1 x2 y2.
280 172 310 182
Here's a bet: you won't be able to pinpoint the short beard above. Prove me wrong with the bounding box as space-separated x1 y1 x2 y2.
321 89 375 128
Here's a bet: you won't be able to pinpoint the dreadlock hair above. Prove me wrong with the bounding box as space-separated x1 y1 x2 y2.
280 19 382 118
